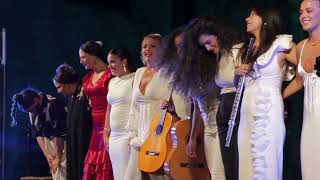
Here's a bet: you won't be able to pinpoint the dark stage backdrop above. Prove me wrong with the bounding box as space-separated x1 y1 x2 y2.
0 0 305 179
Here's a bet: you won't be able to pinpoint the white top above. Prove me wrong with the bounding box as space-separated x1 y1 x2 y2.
297 39 320 180
245 34 293 89
297 39 320 114
107 73 135 132
215 43 243 94
126 67 191 147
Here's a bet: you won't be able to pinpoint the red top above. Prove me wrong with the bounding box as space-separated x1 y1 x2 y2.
82 69 112 129
82 69 114 179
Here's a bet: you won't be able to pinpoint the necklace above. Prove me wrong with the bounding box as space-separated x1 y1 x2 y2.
146 67 155 73
309 38 320 46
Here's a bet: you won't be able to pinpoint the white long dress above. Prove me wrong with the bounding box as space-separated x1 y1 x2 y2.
297 40 320 180
238 35 293 180
124 67 191 180
107 73 135 180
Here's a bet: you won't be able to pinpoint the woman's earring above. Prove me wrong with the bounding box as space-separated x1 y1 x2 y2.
123 65 127 72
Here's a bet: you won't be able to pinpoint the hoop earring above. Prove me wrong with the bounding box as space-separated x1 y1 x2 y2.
141 54 146 65
123 65 127 72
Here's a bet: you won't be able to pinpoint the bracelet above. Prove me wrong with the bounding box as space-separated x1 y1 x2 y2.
104 128 111 132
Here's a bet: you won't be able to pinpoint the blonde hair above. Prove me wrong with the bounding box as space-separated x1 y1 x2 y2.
141 33 163 65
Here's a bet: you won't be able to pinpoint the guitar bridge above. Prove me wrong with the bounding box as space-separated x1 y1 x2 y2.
145 151 160 156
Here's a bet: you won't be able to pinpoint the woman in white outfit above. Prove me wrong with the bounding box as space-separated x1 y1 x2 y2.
104 48 137 180
283 0 320 179
124 33 191 180
235 6 296 180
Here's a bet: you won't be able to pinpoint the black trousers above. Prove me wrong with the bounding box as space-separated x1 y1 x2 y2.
216 92 239 180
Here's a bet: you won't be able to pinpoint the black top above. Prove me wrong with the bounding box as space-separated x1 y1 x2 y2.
29 94 67 139
65 83 92 180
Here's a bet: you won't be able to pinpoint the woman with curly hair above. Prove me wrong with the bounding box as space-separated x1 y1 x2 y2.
11 87 67 180
199 24 244 180
157 17 236 180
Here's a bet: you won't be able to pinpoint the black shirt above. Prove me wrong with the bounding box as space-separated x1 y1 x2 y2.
29 94 67 139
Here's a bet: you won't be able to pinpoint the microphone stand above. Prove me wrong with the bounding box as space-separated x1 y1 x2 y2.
1 28 6 180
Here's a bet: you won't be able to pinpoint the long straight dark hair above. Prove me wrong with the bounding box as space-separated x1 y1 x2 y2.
241 6 283 64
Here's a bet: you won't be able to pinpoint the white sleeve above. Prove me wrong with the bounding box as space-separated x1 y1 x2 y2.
125 72 140 142
275 34 293 52
172 90 192 120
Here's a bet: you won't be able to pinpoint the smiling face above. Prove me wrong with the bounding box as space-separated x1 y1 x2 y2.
141 37 161 66
107 53 127 77
79 49 98 70
300 0 320 33
198 34 220 54
246 10 263 37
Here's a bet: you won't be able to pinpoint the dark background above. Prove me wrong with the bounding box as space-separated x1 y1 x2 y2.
0 0 305 179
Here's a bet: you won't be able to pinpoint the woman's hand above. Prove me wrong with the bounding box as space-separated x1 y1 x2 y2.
186 139 197 158
44 153 54 170
235 64 252 76
50 157 60 174
160 100 175 112
103 129 110 151
45 153 54 164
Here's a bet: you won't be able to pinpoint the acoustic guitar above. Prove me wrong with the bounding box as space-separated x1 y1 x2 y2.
138 109 180 173
164 119 211 180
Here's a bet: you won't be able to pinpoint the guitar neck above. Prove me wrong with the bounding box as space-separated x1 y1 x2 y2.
159 108 168 125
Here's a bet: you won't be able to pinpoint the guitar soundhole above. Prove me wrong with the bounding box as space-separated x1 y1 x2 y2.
180 163 205 168
146 151 160 156
156 125 163 135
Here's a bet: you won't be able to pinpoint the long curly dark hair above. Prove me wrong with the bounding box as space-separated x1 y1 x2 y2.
240 6 283 64
155 26 184 74
218 26 244 57
167 17 221 97
157 17 242 97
